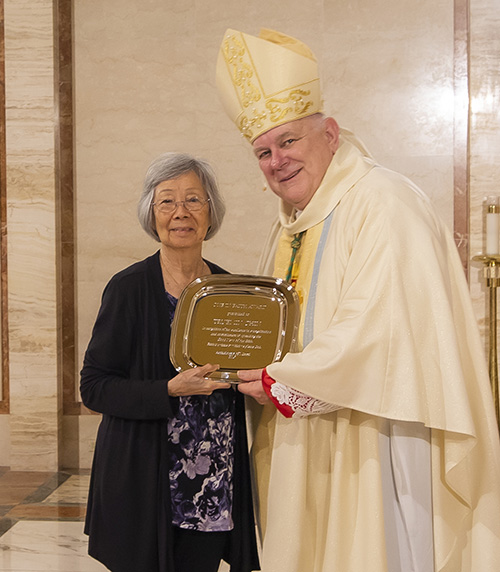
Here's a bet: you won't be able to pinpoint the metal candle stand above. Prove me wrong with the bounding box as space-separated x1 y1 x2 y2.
472 254 500 431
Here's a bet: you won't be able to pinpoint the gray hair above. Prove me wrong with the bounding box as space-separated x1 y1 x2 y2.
137 152 226 241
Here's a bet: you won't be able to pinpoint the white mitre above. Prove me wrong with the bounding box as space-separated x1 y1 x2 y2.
216 28 324 142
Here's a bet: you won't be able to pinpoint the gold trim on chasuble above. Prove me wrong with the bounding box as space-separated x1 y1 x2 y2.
273 222 325 349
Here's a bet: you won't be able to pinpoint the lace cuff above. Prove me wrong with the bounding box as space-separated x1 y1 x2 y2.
270 381 342 418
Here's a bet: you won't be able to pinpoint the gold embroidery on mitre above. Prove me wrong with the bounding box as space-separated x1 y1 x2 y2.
221 34 261 108
238 89 315 141
268 90 314 123
219 31 320 142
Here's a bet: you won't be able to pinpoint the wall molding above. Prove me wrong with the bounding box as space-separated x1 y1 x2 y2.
453 0 471 278
0 0 9 414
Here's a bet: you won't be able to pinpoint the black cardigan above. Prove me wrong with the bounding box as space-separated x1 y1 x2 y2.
81 251 260 572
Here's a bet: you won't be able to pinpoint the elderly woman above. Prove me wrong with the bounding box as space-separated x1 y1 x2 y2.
80 153 260 572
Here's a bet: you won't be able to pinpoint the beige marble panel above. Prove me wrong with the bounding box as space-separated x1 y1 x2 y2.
0 415 10 465
60 415 79 469
74 1 457 381
322 0 455 229
73 0 278 369
469 0 500 353
77 415 100 468
4 0 59 470
61 414 100 470
9 398 59 470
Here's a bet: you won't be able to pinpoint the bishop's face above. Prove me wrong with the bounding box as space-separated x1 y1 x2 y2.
252 115 340 211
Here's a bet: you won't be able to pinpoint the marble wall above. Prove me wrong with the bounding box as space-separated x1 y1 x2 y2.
469 0 500 337
1 0 60 470
72 0 458 468
0 0 498 470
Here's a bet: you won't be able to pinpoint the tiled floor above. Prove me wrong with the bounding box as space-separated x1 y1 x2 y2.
0 467 230 571
0 467 107 571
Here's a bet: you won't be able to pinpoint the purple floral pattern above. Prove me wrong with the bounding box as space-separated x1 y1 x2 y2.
166 292 235 531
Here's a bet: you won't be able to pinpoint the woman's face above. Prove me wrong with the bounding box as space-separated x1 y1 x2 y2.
153 171 211 251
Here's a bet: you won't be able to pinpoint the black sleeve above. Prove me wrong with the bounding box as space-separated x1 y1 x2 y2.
80 276 173 420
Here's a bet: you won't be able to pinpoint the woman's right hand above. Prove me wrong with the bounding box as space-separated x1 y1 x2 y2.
167 363 231 396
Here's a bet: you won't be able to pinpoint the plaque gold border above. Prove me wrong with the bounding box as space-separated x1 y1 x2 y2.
170 275 300 382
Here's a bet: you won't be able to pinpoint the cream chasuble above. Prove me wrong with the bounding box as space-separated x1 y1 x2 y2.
251 131 500 572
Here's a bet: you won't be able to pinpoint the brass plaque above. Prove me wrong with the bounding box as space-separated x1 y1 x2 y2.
170 275 300 382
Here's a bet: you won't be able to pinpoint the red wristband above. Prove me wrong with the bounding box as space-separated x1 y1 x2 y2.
262 368 294 418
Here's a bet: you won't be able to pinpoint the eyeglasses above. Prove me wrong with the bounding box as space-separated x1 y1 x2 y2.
151 197 211 213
